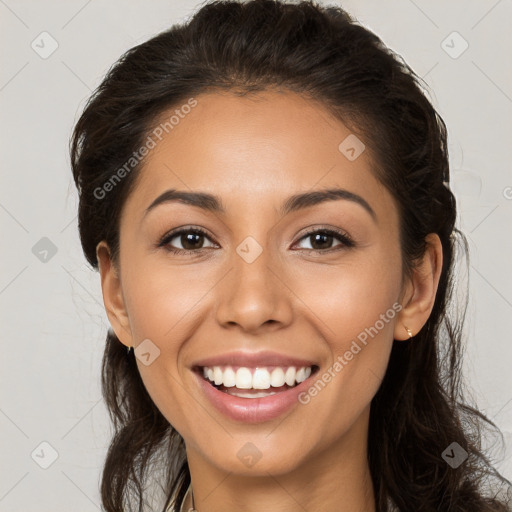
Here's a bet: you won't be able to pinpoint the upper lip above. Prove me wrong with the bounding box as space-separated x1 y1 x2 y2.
192 350 318 369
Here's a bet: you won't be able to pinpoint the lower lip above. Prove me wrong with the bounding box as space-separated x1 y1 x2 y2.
193 369 317 423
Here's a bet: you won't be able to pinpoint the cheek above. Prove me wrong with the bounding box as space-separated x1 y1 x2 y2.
293 280 398 447
287 249 401 410
120 260 216 432
122 258 211 340
288 247 403 344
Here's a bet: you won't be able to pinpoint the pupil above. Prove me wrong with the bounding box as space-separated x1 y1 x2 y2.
312 233 332 250
182 233 203 250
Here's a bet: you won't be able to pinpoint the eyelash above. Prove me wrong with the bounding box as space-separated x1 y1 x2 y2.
158 225 355 255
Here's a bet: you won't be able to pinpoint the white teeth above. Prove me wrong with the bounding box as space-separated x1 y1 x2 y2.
213 367 223 386
201 365 314 389
284 367 296 386
226 390 277 398
252 368 271 389
223 367 236 387
270 368 285 387
235 368 253 389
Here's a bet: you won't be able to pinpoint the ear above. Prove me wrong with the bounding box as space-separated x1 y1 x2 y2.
394 233 443 341
96 240 134 348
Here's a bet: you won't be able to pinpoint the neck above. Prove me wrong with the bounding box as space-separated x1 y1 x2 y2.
184 408 376 512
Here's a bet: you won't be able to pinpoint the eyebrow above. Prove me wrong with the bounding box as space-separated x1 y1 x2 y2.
143 187 377 223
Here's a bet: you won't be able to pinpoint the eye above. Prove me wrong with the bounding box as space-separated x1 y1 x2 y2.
293 227 355 252
158 227 217 254
158 226 355 255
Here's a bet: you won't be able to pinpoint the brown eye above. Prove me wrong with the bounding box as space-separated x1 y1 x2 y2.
159 227 216 254
179 232 206 250
295 228 355 252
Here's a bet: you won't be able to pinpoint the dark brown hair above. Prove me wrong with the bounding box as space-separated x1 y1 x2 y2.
70 1 512 510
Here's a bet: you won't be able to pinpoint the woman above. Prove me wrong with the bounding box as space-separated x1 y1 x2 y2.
69 0 512 510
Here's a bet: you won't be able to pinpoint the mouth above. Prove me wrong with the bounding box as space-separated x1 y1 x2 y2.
193 364 320 399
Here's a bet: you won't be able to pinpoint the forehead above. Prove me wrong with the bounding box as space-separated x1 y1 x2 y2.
123 89 395 223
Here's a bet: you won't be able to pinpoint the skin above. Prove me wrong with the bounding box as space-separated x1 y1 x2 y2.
96 89 443 512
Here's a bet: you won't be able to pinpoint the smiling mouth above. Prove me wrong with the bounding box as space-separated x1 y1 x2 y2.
194 364 320 398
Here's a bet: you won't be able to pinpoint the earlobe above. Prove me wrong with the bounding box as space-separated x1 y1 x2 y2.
96 241 133 348
394 233 443 341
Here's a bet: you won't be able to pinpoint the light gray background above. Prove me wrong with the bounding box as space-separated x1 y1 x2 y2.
1 0 511 510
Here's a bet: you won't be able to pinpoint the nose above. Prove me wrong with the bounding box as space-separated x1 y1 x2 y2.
214 242 294 333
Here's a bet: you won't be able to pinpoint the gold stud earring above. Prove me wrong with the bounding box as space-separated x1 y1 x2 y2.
127 345 133 354
404 325 413 339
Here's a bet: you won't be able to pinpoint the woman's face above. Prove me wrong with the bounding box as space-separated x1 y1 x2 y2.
98 89 421 477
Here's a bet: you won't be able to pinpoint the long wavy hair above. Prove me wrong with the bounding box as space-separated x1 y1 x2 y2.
69 1 512 510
